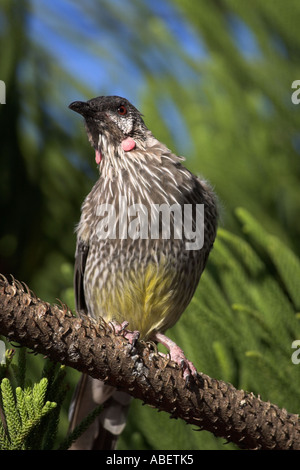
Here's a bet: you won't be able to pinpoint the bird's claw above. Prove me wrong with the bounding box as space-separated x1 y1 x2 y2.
110 321 140 346
171 350 198 383
152 332 198 384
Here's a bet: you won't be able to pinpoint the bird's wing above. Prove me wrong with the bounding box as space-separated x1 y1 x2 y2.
74 239 89 317
71 238 131 450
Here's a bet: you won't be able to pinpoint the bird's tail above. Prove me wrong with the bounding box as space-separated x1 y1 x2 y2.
68 374 131 450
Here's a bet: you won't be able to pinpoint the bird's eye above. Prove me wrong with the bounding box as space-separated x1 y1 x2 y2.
117 105 127 116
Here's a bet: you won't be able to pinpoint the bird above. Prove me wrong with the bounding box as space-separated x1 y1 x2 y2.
68 95 218 450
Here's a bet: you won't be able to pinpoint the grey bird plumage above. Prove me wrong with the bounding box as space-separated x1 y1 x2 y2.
68 96 218 449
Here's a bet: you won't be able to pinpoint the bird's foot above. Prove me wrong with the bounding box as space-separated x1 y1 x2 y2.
110 321 140 346
152 332 198 384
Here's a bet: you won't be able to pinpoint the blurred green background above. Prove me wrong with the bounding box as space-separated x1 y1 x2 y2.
1 0 300 450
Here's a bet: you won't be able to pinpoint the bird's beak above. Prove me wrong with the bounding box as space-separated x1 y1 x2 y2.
69 101 92 117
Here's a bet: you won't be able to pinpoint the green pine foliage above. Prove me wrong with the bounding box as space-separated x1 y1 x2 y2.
0 350 68 450
0 352 103 450
0 376 57 450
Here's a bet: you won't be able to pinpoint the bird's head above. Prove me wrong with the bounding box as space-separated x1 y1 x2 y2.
69 96 147 164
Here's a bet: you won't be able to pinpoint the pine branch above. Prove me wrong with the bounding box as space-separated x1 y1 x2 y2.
0 274 299 450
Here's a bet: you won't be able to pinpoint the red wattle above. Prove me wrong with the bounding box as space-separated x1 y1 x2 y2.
121 137 136 152
95 149 102 164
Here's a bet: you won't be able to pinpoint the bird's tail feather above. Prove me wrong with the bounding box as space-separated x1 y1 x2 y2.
68 374 131 450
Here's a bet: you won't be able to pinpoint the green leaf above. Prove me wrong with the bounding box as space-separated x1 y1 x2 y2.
1 378 21 443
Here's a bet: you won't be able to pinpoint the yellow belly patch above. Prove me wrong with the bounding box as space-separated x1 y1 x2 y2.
91 261 177 339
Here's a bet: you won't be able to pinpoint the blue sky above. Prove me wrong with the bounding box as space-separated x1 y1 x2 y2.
28 0 209 99
26 0 212 153
28 0 261 100
25 0 261 155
